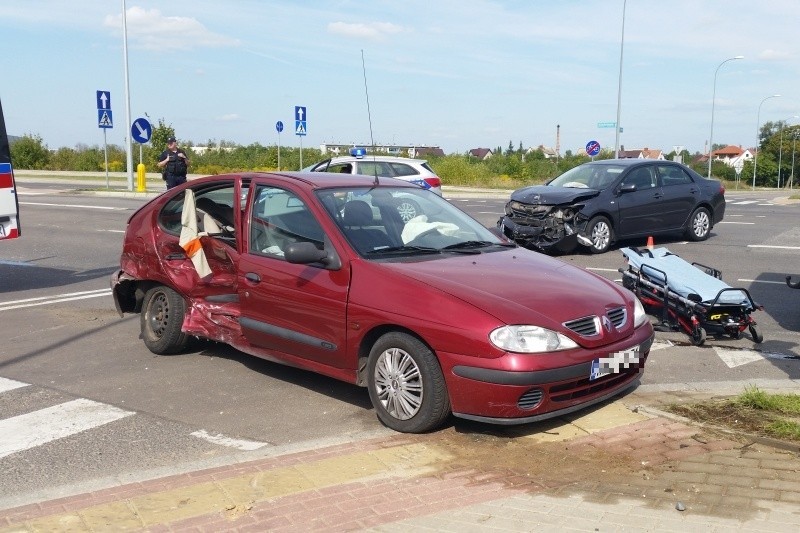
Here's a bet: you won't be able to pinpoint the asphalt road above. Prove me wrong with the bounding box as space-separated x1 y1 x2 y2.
1 178 798 507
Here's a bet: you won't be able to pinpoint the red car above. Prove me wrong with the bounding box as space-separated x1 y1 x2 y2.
112 172 653 433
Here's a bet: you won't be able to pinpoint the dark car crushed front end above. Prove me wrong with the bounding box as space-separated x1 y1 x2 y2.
498 186 600 253
499 159 726 255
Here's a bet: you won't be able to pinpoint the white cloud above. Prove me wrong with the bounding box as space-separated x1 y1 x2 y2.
327 21 406 41
103 6 239 51
759 49 790 61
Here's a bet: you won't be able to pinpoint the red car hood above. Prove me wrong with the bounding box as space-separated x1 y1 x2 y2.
379 249 634 341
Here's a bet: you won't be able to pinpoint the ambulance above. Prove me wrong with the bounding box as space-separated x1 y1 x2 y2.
0 98 20 240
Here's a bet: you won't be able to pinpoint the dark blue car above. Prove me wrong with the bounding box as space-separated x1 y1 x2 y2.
498 159 726 254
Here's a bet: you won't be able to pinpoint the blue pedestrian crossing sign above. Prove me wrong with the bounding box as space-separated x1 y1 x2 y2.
96 90 113 129
295 106 307 136
98 110 113 129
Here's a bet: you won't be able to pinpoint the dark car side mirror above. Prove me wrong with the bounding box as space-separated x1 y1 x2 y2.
619 183 637 194
284 241 341 269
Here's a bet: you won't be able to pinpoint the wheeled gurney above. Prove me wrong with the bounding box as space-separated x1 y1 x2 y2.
619 247 763 346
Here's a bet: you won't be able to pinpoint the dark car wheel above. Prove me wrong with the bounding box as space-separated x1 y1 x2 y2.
141 285 189 355
686 207 711 241
586 216 613 254
396 199 420 223
367 332 451 433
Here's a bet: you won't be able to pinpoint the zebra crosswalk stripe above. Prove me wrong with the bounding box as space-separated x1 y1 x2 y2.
0 376 29 393
0 398 134 459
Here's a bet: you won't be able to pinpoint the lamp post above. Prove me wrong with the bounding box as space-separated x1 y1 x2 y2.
777 115 798 188
792 131 798 190
707 56 743 179
613 0 626 159
752 94 781 190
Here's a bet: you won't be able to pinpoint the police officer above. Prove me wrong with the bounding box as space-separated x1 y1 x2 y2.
158 136 190 189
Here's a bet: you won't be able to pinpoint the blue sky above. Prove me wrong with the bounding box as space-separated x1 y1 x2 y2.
2 1 799 156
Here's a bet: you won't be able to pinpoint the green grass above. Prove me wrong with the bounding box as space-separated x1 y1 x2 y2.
766 419 800 440
736 386 800 414
736 386 800 441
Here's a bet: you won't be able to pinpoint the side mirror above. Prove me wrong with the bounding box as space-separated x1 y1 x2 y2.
284 241 341 269
619 183 637 194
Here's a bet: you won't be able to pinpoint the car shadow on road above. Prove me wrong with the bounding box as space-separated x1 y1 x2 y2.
191 341 374 411
0 262 118 293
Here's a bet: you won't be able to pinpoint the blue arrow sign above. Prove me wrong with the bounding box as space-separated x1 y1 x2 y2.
96 90 111 110
131 117 152 144
276 120 284 133
98 110 113 129
295 106 306 122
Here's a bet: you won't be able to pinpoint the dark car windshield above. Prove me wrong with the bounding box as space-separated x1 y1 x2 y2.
316 187 506 256
548 164 625 190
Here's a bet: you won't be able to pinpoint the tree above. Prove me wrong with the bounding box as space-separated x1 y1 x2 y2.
10 134 49 169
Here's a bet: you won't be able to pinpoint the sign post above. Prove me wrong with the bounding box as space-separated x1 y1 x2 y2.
96 90 113 188
295 106 307 169
276 120 284 170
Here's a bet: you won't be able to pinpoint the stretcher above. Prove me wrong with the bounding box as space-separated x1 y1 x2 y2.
619 247 763 346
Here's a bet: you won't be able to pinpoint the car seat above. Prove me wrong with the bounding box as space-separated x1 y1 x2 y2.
342 200 392 252
195 197 235 233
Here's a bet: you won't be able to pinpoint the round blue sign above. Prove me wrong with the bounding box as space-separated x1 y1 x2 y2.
131 117 152 144
585 140 601 156
276 121 284 133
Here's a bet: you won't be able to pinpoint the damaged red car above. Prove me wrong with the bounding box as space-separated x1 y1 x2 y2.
112 172 653 433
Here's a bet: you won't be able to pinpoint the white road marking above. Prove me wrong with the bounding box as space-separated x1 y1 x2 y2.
650 340 674 351
718 221 755 225
737 278 790 285
19 202 126 211
191 429 270 451
0 289 112 312
730 200 760 205
0 398 134 459
747 245 800 250
587 267 618 272
714 347 764 368
0 377 29 394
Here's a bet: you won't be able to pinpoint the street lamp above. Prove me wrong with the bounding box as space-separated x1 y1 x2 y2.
777 115 798 188
752 94 781 190
792 131 798 190
707 56 743 179
613 0 626 159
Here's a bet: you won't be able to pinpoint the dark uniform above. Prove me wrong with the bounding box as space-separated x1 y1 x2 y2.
158 137 189 189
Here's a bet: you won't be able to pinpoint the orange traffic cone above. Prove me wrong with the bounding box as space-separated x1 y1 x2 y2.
646 236 654 250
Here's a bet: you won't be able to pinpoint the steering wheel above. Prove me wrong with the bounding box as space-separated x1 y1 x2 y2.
407 227 440 244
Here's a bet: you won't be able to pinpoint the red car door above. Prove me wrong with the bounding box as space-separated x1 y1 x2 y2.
238 180 352 369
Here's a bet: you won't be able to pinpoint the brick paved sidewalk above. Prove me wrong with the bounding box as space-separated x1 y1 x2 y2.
2 395 800 532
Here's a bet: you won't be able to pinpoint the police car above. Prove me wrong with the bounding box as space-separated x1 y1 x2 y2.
307 149 443 222
0 98 20 241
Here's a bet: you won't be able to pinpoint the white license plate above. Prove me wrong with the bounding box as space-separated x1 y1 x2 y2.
589 345 641 381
